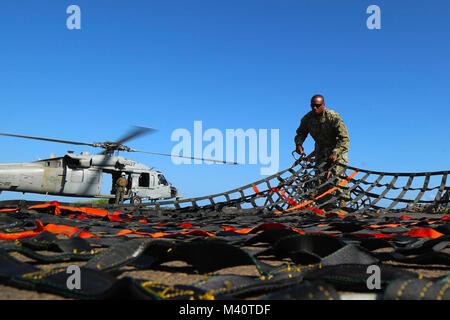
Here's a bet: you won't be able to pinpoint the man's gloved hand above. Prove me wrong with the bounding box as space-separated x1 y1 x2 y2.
328 153 337 163
296 145 304 155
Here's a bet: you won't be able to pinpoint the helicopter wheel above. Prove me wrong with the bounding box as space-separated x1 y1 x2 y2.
131 196 142 207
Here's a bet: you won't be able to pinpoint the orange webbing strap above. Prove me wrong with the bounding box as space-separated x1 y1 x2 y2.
0 208 20 212
403 228 444 239
44 223 99 238
252 185 299 205
115 229 216 238
220 222 305 235
59 206 109 217
274 170 358 214
0 220 45 240
279 189 299 206
22 201 128 220
0 219 99 240
27 202 61 215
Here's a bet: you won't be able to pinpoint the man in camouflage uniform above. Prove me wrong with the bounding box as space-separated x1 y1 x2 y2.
294 94 350 210
115 172 128 205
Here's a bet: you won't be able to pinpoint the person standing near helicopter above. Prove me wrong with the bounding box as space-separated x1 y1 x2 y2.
115 172 128 204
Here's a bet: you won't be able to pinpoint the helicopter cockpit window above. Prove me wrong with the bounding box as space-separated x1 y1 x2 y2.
158 174 169 186
139 173 150 187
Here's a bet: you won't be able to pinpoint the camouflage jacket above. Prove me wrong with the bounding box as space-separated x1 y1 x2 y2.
115 177 127 189
294 108 349 162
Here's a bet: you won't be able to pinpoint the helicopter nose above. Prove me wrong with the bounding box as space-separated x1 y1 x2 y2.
171 186 177 197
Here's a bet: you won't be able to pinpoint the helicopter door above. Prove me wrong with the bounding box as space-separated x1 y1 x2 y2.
63 168 101 196
70 169 84 183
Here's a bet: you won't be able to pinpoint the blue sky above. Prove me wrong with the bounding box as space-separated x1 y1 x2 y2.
0 1 449 202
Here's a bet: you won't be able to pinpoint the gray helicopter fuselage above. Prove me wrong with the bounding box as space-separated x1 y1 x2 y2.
0 152 177 202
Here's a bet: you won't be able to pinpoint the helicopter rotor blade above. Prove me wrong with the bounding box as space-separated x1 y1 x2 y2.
115 126 157 146
132 150 240 165
99 126 158 155
0 132 97 147
0 129 239 164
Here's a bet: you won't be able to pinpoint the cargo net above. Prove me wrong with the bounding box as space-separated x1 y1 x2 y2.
0 158 450 301
143 158 450 215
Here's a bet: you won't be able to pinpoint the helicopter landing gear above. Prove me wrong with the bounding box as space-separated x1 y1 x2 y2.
130 196 142 206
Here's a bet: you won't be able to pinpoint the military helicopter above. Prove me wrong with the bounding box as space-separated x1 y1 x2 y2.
0 127 237 206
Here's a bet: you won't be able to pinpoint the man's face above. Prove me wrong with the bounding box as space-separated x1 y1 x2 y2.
310 97 325 115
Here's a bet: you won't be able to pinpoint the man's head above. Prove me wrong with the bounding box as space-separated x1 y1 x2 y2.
121 172 126 176
310 94 325 115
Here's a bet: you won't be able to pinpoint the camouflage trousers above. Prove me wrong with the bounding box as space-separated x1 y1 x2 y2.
314 156 350 207
115 187 126 204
